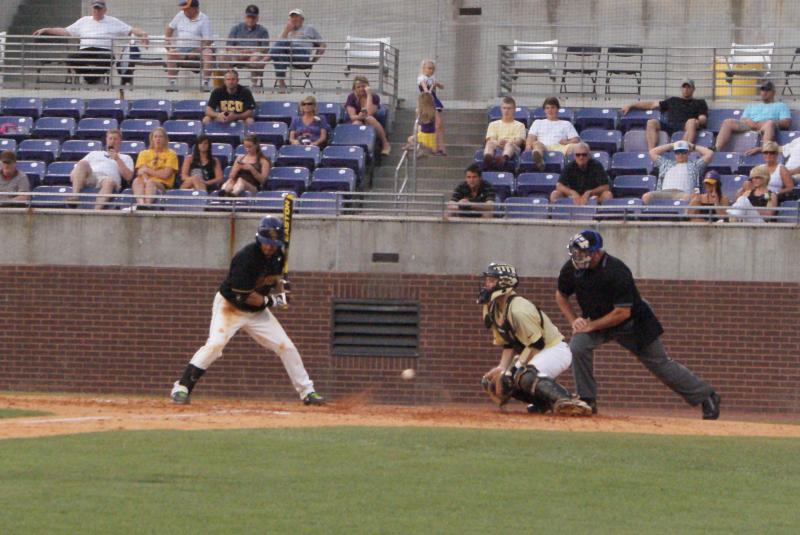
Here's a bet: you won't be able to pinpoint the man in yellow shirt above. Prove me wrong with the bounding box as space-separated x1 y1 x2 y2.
483 96 526 171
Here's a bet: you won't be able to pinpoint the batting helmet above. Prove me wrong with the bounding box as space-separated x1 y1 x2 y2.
255 216 284 248
477 262 519 304
567 229 603 269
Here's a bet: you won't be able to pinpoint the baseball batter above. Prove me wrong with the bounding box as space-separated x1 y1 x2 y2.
170 216 324 406
478 263 592 416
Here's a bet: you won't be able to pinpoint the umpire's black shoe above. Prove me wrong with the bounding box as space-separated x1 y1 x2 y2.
580 397 598 415
702 392 721 420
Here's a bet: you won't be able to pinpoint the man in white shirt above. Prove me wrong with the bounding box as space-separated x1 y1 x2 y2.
33 0 148 84
525 96 580 170
69 129 134 210
644 140 713 203
165 0 214 90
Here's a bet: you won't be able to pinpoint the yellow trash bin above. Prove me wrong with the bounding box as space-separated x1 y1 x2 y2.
714 57 762 97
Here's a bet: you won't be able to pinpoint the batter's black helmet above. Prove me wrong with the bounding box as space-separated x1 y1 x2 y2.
256 216 284 247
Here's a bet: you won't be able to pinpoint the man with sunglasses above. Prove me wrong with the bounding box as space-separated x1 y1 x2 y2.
644 140 714 204
714 80 791 151
550 142 613 205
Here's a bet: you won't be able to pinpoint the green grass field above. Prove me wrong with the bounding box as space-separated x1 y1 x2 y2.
1 427 798 535
0 408 51 419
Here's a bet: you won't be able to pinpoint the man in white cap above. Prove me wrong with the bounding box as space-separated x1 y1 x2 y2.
165 0 214 90
644 140 714 203
270 8 326 92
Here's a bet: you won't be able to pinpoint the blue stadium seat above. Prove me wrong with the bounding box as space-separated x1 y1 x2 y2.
255 101 297 125
519 150 564 173
251 190 291 212
0 116 34 141
310 167 356 192
266 166 310 194
32 117 75 142
0 138 17 154
2 97 43 119
670 130 715 148
44 161 76 186
204 121 245 146
275 144 321 170
488 105 531 127
161 189 208 212
76 118 118 140
623 129 668 152
61 139 103 161
706 152 742 174
550 197 597 220
30 185 72 208
791 110 800 131
738 153 769 175
595 197 643 219
42 98 84 120
472 149 518 173
120 119 160 141
211 143 234 168
339 103 389 129
706 109 742 133
581 128 622 154
720 174 747 200
172 100 207 120
119 140 145 159
574 107 618 131
168 142 190 166
317 102 344 127
777 200 799 222
85 98 128 121
18 139 60 164
515 172 559 196
76 186 100 210
206 190 252 212
482 171 514 201
129 99 173 122
320 145 365 180
777 130 800 145
717 131 758 153
566 150 611 171
297 191 339 215
531 107 575 122
331 124 376 159
163 119 202 144
247 122 288 147
504 196 549 219
618 109 660 132
235 143 277 163
612 174 656 197
610 151 652 176
643 198 688 219
16 160 46 189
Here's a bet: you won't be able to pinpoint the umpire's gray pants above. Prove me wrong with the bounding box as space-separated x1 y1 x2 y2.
570 330 713 406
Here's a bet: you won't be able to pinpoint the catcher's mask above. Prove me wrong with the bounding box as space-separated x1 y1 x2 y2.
477 262 519 305
567 229 603 270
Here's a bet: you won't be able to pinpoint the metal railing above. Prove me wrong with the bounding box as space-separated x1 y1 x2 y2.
499 44 800 101
0 35 399 104
394 115 419 194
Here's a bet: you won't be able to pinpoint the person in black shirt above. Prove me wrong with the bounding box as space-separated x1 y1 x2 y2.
554 229 720 419
447 163 496 218
620 79 708 150
170 216 324 406
551 142 613 204
203 69 256 125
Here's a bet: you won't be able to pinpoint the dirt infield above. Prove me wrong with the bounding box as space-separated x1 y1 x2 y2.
1 393 798 441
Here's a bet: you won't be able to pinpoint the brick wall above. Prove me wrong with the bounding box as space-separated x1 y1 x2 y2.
1 266 798 413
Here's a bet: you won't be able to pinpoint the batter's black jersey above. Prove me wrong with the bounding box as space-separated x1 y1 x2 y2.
219 242 284 312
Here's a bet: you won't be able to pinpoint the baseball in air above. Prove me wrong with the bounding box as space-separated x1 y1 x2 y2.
401 368 416 380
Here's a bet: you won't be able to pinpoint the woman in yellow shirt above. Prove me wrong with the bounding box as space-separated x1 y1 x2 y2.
133 127 179 207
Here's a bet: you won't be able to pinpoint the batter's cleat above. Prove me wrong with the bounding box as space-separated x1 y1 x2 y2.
553 397 593 416
303 392 325 406
170 381 190 405
702 391 721 420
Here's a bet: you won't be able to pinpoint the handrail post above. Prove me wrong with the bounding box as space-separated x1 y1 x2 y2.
378 42 385 97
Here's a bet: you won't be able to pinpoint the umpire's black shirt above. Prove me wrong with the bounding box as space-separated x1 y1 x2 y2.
558 253 663 346
219 242 284 312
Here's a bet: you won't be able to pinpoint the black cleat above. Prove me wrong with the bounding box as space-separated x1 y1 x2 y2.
702 391 721 420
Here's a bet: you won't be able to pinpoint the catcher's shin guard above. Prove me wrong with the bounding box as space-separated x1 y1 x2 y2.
514 365 574 412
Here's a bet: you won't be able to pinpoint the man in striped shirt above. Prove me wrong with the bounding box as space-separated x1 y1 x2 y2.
643 140 714 203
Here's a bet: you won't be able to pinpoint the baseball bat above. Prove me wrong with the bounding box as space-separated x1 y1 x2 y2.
281 193 295 275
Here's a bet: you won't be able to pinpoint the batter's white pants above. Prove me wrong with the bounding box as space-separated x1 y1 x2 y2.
190 293 316 399
514 341 573 380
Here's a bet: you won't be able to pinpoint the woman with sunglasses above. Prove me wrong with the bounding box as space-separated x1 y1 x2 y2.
728 165 777 223
289 95 329 147
758 141 795 200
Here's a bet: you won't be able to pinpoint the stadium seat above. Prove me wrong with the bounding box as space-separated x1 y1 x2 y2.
168 142 190 166
706 109 743 133
473 149 518 173
129 99 173 122
42 98 84 120
610 151 652 176
163 120 202 144
16 160 46 189
777 200 799 222
531 106 575 122
0 138 17 154
247 122 288 148
482 171 514 201
504 196 549 219
581 128 622 154
560 45 602 94
519 150 564 173
30 185 72 208
297 191 339 215
44 161 76 186
488 105 531 127
310 167 356 192
791 110 800 131
643 198 688 219
317 102 344 127
706 152 742 174
75 186 100 210
717 131 758 153
251 190 291 212
738 153 769 175
172 100 207 120
76 118 118 140
211 143 234 168
119 140 145 159
32 117 76 142
777 130 800 145
670 130 715 148
0 116 34 141
2 97 43 119
320 145 366 180
61 139 102 161
720 174 747 199
550 196 597 220
612 174 656 197
623 129 668 152
574 107 618 131
331 124 376 159
85 99 128 121
18 139 60 164
595 197 644 219
275 144 321 170
604 45 643 95
266 166 311 194
161 189 208 212
515 172 559 196
618 109 659 132
235 143 277 164
255 101 297 125
206 190 252 212
567 150 611 170
120 119 160 141
203 121 244 146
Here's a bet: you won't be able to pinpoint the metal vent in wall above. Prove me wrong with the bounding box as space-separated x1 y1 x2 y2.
332 299 419 357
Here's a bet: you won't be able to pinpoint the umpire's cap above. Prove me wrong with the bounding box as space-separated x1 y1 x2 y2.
256 216 284 247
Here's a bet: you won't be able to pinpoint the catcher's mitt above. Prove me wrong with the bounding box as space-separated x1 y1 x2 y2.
480 367 513 406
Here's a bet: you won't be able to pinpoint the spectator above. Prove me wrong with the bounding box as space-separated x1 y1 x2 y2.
69 129 134 210
483 96 526 171
688 170 730 222
0 151 30 206
446 163 496 218
165 0 214 90
620 79 708 150
32 0 148 85
777 137 800 181
417 59 446 155
220 134 270 196
714 81 790 151
728 165 778 223
289 95 329 147
644 140 713 204
401 93 437 158
346 75 391 155
180 134 223 192
131 127 179 208
750 141 795 200
203 69 256 125
270 8 325 93
551 142 612 204
525 96 580 168
225 5 270 88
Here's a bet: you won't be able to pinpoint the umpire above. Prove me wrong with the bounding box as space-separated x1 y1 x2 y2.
554 229 721 419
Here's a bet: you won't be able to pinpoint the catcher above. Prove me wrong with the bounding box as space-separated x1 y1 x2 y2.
478 262 591 416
